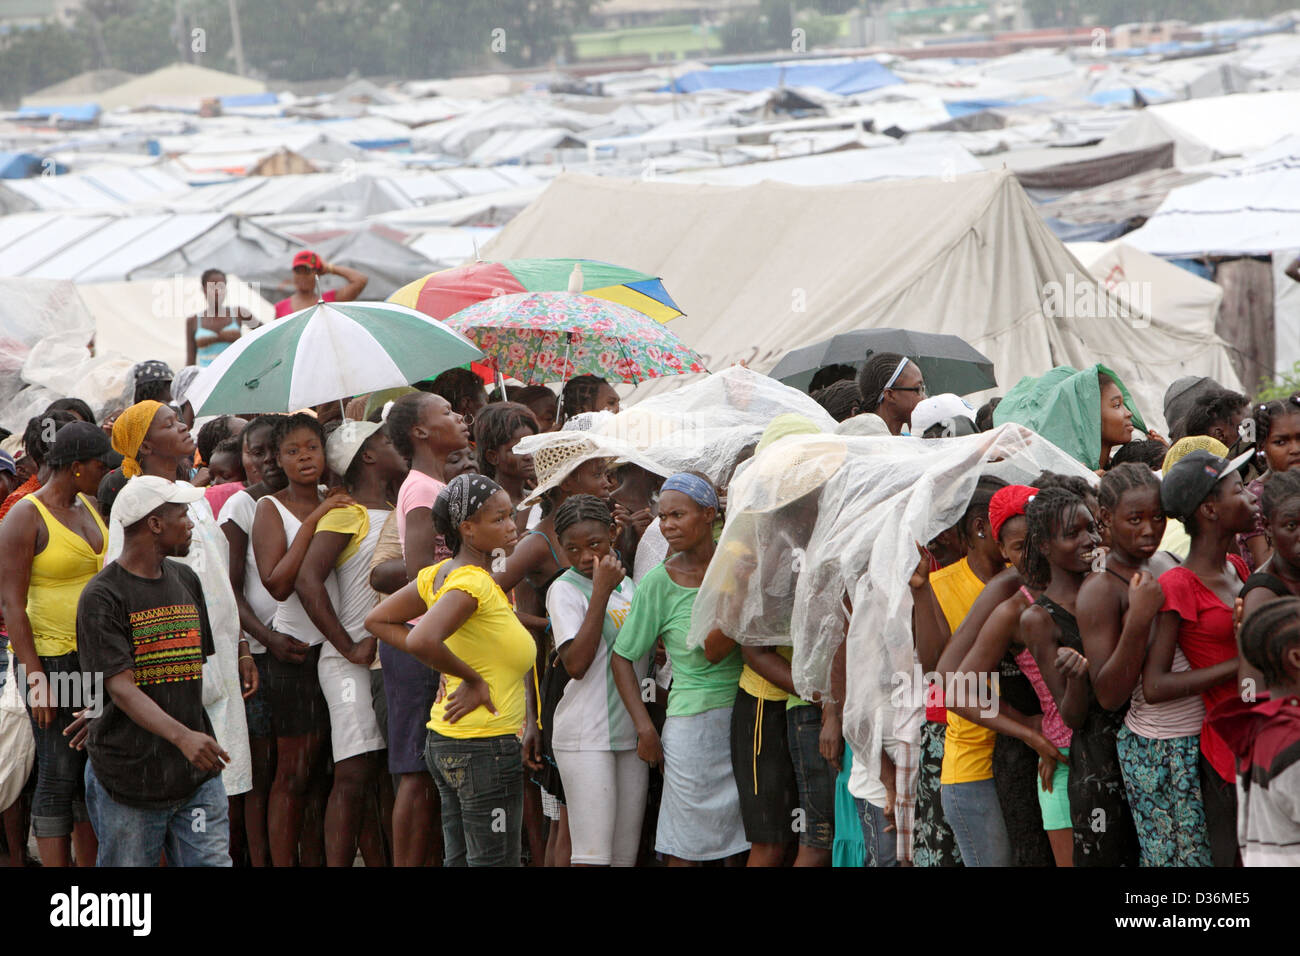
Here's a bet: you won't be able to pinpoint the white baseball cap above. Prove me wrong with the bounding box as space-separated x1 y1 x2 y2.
910 393 977 437
114 476 204 527
327 420 383 478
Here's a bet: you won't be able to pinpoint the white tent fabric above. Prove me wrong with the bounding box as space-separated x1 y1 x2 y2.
1066 240 1223 338
1135 90 1300 160
483 169 1243 434
1124 166 1300 256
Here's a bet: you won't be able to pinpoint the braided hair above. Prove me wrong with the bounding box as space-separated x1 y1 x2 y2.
1023 486 1087 589
812 379 862 422
473 402 539 478
1253 392 1300 456
554 493 613 539
1031 471 1094 501
856 351 906 414
1239 596 1300 687
386 392 429 461
270 412 323 457
1261 468 1300 523
1099 462 1161 512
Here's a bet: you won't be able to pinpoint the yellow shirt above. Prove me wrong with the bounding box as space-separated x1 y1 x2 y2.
929 557 996 785
23 493 107 658
1158 517 1190 561
418 561 537 740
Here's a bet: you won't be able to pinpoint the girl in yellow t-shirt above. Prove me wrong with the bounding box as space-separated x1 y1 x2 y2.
366 473 537 867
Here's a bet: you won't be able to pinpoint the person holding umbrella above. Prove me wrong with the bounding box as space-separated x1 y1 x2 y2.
274 251 369 319
857 352 927 436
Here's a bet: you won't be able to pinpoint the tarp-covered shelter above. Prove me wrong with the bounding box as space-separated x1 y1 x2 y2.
485 169 1243 432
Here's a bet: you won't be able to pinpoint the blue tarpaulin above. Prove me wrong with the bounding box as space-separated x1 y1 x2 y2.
0 152 66 178
665 59 902 96
16 103 100 124
219 92 280 108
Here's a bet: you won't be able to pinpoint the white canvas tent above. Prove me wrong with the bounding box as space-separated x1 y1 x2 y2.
79 274 274 373
484 170 1243 432
1065 240 1224 338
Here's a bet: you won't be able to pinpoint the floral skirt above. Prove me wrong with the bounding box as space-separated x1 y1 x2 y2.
912 721 963 867
1116 725 1213 867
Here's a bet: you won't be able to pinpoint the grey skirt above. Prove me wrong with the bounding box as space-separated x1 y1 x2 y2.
656 705 751 862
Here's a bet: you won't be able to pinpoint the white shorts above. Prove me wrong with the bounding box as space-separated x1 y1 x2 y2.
317 648 385 763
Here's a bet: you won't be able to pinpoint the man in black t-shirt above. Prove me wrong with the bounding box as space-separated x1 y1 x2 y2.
77 476 232 867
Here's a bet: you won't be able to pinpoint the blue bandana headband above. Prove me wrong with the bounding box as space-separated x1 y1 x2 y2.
661 472 718 510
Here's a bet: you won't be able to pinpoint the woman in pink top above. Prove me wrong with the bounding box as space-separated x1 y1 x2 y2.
273 250 369 318
377 391 469 866
949 484 1073 866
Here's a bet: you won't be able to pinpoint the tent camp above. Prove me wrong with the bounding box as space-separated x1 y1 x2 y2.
1065 240 1224 339
90 64 267 112
484 169 1242 432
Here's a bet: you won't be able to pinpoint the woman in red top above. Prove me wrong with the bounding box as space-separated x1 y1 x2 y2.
1144 449 1258 867
273 250 369 318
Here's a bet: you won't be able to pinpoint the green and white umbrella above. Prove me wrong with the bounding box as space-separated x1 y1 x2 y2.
186 300 483 416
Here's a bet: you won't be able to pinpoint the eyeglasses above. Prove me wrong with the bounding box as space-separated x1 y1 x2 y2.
890 384 927 396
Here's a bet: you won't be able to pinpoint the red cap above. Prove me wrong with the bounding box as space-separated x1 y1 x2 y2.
292 250 323 271
989 485 1038 542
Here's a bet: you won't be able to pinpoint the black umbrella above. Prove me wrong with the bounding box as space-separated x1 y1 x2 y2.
768 328 997 396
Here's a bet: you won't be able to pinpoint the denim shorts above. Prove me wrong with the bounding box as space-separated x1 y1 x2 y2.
424 730 523 867
85 761 231 867
786 704 836 850
21 652 90 838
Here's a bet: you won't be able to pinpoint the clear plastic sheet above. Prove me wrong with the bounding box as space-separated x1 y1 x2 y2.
0 279 133 433
688 423 1097 789
589 365 837 486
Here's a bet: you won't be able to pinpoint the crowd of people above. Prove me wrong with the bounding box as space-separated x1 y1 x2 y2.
0 290 1298 868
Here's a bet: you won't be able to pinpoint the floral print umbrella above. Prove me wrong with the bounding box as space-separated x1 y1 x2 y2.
442 291 708 385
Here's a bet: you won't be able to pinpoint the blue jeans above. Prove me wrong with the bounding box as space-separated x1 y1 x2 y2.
21 653 91 838
85 762 231 867
941 778 1011 867
854 798 899 867
424 730 523 867
787 705 835 850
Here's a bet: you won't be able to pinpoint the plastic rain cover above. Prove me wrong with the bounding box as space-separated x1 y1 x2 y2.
591 366 837 487
687 422 1097 788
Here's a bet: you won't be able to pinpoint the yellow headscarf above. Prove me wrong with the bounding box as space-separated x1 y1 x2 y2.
111 400 163 478
1162 435 1228 475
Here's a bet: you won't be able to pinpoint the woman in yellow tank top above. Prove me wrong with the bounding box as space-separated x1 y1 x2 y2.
0 421 113 868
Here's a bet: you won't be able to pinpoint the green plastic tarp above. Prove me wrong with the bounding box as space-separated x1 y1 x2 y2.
992 363 1146 471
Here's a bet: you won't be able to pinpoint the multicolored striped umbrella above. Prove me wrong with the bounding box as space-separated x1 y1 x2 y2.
388 258 685 325
443 292 707 385
186 300 482 415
